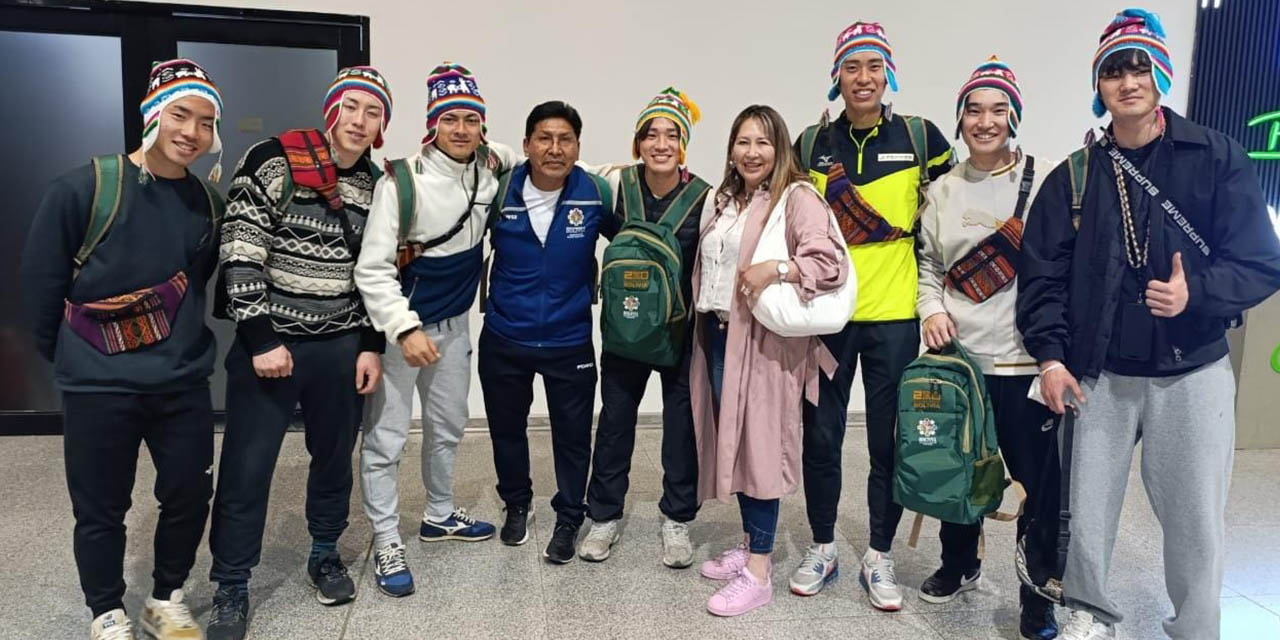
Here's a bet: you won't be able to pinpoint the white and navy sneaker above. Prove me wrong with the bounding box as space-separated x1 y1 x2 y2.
859 548 904 611
91 609 136 640
373 542 415 597
789 543 839 596
420 507 496 542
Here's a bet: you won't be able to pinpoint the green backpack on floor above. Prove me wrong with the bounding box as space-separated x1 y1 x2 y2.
893 340 1008 525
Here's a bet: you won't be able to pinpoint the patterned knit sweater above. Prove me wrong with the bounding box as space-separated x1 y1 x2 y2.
217 138 383 354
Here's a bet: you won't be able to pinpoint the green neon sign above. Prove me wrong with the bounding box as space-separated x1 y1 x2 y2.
1247 111 1280 160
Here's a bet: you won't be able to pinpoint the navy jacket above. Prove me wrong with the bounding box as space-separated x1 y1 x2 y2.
1017 108 1280 379
485 162 611 348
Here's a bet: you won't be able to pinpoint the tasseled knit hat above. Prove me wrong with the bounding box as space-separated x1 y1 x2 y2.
828 21 898 101
422 62 486 146
1092 8 1173 117
955 56 1024 138
632 87 701 165
140 58 224 181
323 66 393 149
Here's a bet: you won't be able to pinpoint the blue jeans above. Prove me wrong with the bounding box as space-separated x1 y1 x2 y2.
738 494 780 554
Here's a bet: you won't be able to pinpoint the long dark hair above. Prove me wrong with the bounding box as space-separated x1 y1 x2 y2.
716 105 808 209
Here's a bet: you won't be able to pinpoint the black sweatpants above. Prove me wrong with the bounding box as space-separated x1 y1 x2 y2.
208 332 362 585
62 388 214 617
586 341 699 524
937 374 1060 604
801 319 920 551
478 328 597 528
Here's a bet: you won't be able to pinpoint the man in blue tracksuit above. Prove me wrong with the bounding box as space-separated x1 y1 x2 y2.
479 100 613 565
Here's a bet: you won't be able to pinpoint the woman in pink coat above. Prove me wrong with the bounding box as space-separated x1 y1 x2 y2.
691 105 849 616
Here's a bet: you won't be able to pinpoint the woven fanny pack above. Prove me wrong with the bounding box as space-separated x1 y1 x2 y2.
944 156 1035 304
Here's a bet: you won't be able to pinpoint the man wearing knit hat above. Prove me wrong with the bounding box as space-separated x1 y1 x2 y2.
577 88 712 567
206 65 393 640
355 62 517 597
914 56 1060 640
21 58 226 640
1018 9 1280 639
790 19 954 610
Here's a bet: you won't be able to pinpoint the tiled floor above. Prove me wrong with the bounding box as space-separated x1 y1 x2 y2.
3 428 1278 639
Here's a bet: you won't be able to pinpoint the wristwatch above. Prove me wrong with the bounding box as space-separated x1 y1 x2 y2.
776 260 791 281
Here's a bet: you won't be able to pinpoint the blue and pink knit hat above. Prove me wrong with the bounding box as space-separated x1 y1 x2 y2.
140 58 224 180
323 66 393 149
828 21 898 101
955 56 1024 138
1091 8 1173 117
422 62 486 145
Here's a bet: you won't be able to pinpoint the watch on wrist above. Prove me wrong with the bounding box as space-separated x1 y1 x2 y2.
776 260 791 281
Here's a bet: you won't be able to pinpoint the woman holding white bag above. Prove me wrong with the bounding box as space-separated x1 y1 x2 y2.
689 104 854 617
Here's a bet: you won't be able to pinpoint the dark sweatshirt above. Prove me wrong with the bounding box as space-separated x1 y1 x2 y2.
21 158 220 393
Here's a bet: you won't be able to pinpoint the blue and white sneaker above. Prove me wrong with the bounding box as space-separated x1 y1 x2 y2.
789 542 839 596
373 542 415 597
419 508 496 542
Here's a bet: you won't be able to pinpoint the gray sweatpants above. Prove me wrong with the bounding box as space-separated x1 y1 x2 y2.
359 313 471 549
1063 356 1235 639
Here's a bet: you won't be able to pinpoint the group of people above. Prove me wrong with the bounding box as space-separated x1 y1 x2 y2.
21 6 1280 640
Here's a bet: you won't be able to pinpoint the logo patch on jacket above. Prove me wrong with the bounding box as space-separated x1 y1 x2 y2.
917 418 938 446
879 153 916 162
566 207 586 238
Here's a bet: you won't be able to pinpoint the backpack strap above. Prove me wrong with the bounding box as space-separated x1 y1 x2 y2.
655 175 712 235
196 177 226 226
74 154 126 278
475 144 505 176
480 167 517 313
903 115 930 192
385 158 417 244
619 165 646 224
799 123 823 173
1067 147 1090 230
1012 155 1036 221
588 172 614 209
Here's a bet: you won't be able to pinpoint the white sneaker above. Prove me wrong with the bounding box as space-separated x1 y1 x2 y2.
91 608 136 640
1060 610 1115 640
141 588 202 639
860 548 904 611
577 520 621 562
660 518 694 568
789 543 839 596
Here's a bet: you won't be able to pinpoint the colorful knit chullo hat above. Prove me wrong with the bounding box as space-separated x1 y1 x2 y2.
1091 8 1173 117
828 21 898 101
955 56 1024 138
140 58 224 181
632 87 701 165
422 62 486 146
323 66 393 149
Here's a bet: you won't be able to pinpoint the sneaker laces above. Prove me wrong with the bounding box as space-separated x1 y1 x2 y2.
1062 611 1097 638
585 524 615 543
798 544 829 575
154 599 197 628
98 616 135 640
210 588 247 626
375 544 408 576
718 569 757 600
450 508 478 526
869 553 898 587
317 555 349 580
661 519 690 545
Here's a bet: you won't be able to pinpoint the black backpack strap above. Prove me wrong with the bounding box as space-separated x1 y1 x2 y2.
1013 155 1036 220
1067 147 1090 231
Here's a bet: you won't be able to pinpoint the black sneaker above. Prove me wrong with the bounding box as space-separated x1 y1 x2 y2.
500 503 534 546
542 522 580 564
207 584 249 640
307 553 356 606
1019 595 1060 640
918 566 981 604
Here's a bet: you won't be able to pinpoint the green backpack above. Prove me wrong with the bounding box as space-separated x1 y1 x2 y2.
599 166 709 368
893 340 1008 525
75 154 224 279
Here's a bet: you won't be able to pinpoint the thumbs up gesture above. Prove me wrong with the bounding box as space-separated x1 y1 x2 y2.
1146 252 1189 318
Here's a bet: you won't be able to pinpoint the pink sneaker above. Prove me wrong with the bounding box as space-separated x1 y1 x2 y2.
700 543 748 580
707 566 773 616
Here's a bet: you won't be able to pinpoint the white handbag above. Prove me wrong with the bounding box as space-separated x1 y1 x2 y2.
748 182 856 337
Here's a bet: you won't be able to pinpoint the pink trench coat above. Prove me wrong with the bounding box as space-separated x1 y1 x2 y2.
690 184 850 502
